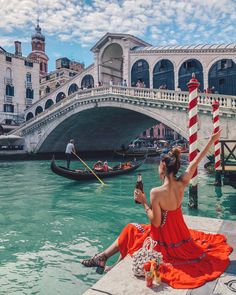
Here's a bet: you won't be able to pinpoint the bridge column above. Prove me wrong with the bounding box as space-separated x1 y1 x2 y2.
174 70 178 90
188 73 199 209
94 50 100 86
149 65 153 89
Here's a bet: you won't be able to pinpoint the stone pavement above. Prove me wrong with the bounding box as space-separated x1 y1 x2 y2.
83 215 236 295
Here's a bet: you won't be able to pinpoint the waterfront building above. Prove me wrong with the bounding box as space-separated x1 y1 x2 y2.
40 57 84 97
0 42 39 133
141 123 180 141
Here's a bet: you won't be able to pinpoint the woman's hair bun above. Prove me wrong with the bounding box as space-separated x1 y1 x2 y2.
171 146 181 160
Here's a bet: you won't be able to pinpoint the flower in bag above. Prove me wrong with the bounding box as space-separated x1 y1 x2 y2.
132 237 163 277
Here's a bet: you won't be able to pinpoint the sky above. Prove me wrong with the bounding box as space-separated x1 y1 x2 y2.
0 0 235 71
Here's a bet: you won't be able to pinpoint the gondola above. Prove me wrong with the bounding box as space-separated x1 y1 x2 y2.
51 157 144 181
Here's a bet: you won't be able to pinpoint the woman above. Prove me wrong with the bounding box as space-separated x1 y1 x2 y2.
81 130 232 288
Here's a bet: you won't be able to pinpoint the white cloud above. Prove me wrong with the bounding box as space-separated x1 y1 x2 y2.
0 36 29 47
0 0 235 48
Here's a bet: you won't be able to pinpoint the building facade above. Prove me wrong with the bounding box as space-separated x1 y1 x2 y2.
141 123 180 141
0 43 39 133
40 57 84 97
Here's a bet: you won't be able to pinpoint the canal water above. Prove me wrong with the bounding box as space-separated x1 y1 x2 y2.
0 158 235 295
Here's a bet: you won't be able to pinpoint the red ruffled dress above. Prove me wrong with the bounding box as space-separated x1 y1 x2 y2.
118 207 233 289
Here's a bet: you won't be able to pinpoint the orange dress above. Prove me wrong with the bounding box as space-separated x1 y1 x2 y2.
118 207 233 289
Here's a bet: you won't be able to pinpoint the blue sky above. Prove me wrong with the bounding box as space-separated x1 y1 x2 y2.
0 0 235 72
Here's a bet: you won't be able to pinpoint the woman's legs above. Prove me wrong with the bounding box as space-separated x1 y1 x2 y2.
81 239 120 273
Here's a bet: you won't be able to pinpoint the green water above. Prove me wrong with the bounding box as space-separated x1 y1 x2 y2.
0 159 235 295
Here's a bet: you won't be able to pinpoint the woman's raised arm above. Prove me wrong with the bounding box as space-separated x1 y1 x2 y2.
180 130 221 186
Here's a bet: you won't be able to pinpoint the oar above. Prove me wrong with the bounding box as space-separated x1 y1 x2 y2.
72 152 106 186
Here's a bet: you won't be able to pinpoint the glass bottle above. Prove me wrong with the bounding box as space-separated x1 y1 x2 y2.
135 173 143 204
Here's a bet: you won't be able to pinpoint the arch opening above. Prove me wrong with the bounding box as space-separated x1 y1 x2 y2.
45 99 54 110
81 74 94 89
208 59 236 95
131 59 150 88
68 83 78 95
178 59 203 91
56 92 66 103
35 106 43 116
153 59 174 90
26 112 34 121
100 43 123 86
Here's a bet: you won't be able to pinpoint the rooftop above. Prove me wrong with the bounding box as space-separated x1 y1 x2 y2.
132 43 236 52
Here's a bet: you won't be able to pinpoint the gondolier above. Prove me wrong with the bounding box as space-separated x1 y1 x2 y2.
65 139 76 168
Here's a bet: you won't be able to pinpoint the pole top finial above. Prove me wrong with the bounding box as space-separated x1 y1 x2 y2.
187 72 200 90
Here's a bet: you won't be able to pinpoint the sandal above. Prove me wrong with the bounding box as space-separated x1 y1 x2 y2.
81 253 108 274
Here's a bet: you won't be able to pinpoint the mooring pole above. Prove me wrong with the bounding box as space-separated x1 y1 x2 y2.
212 100 222 186
187 73 199 209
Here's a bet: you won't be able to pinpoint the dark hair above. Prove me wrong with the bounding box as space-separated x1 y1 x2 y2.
161 147 181 176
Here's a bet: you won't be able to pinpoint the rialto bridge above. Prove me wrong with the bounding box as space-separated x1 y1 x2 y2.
13 86 236 153
11 33 236 153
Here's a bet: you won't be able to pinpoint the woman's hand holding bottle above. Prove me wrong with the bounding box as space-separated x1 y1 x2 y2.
134 189 147 204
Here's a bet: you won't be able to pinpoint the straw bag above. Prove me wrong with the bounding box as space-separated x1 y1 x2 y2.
132 237 162 277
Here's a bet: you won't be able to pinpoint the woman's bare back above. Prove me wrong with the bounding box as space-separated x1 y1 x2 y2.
152 179 185 211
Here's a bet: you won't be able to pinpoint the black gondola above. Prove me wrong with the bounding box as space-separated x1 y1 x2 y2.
51 157 144 181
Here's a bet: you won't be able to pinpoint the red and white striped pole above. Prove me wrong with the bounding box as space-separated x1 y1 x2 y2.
212 100 221 186
187 73 199 208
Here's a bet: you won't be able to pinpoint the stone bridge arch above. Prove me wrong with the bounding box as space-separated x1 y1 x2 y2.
25 101 191 153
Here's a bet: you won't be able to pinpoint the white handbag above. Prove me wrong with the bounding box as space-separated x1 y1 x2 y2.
132 237 163 277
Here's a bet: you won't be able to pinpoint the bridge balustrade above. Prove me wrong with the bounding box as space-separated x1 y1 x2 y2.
11 86 236 136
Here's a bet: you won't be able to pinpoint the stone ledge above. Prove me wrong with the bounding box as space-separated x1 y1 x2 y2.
83 215 236 295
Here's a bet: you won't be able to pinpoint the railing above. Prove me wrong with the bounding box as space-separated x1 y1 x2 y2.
26 86 236 113
220 140 236 174
4 95 13 104
25 81 32 88
25 98 33 106
12 86 236 135
4 77 13 85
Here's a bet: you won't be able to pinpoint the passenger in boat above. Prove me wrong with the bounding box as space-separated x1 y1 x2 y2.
65 139 76 169
103 161 109 172
102 161 112 172
93 160 104 171
121 162 132 169
81 130 233 289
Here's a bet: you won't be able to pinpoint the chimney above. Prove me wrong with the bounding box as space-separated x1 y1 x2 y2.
14 41 22 56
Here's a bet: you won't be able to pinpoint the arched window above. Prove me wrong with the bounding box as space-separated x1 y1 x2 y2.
45 99 54 110
35 106 43 116
178 59 203 91
45 86 50 94
56 92 66 103
26 112 34 121
150 127 154 137
81 75 94 89
208 59 236 95
131 59 149 88
26 88 34 99
6 84 14 96
68 83 78 95
56 82 60 88
153 59 174 90
26 72 31 82
6 67 12 78
40 62 43 71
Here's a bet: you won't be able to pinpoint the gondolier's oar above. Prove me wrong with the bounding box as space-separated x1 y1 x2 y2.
72 152 106 186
